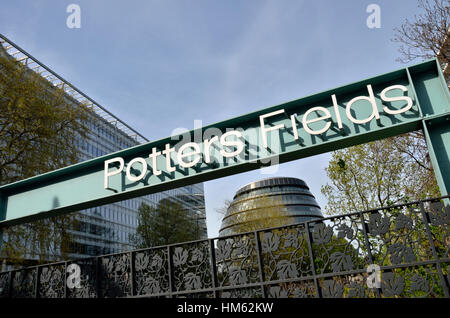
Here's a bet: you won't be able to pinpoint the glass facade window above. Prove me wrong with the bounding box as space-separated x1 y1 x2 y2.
68 116 208 258
0 39 208 260
219 177 323 236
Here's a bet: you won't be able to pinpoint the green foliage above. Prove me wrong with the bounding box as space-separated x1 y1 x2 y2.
1 215 79 266
392 0 449 83
324 0 448 216
321 132 440 216
0 54 89 183
130 199 201 249
0 53 89 266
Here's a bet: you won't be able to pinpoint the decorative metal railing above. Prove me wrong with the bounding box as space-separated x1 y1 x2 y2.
0 196 449 298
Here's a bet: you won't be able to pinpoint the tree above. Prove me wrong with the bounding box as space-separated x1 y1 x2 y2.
130 199 201 248
321 133 440 216
393 0 449 83
0 54 88 183
1 215 78 267
0 50 89 266
322 0 448 216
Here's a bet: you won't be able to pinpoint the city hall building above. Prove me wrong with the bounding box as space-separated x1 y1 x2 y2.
0 35 207 260
219 177 323 236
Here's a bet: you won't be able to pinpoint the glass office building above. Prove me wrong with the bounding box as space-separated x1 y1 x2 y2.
219 177 323 236
0 34 207 260
70 114 207 258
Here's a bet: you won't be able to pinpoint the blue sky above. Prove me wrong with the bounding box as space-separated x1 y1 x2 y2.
0 0 425 237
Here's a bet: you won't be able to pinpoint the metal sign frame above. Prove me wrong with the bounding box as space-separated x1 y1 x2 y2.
0 59 449 230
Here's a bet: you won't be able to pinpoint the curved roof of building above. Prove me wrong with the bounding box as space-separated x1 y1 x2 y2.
234 177 309 199
220 177 323 236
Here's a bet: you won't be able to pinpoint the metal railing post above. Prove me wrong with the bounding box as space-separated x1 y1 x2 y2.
167 246 174 298
419 201 450 298
95 256 101 298
64 262 68 298
359 211 381 298
7 271 12 298
304 221 321 298
254 231 267 297
34 267 40 298
129 251 135 297
208 239 219 298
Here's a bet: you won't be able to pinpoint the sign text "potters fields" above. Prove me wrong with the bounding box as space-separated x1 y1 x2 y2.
104 84 413 189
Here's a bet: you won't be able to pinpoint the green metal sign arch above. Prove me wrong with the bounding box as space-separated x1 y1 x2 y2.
0 59 449 233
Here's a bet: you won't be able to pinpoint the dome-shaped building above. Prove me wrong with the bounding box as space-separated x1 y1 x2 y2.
219 177 323 236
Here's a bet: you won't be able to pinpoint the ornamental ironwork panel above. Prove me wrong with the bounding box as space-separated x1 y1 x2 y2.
424 200 450 259
266 281 316 298
67 258 98 298
215 233 260 289
0 196 449 298
10 268 36 298
99 253 132 298
364 203 433 265
171 240 213 294
310 213 369 276
38 264 65 298
259 225 313 282
134 247 169 296
0 272 9 297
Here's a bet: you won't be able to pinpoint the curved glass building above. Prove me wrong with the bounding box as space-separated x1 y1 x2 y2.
219 177 323 236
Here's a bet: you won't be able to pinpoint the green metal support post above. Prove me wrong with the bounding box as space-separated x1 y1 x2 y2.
409 60 450 204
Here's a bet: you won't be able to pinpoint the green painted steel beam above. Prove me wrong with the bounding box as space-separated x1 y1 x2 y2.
408 61 450 198
0 59 449 228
